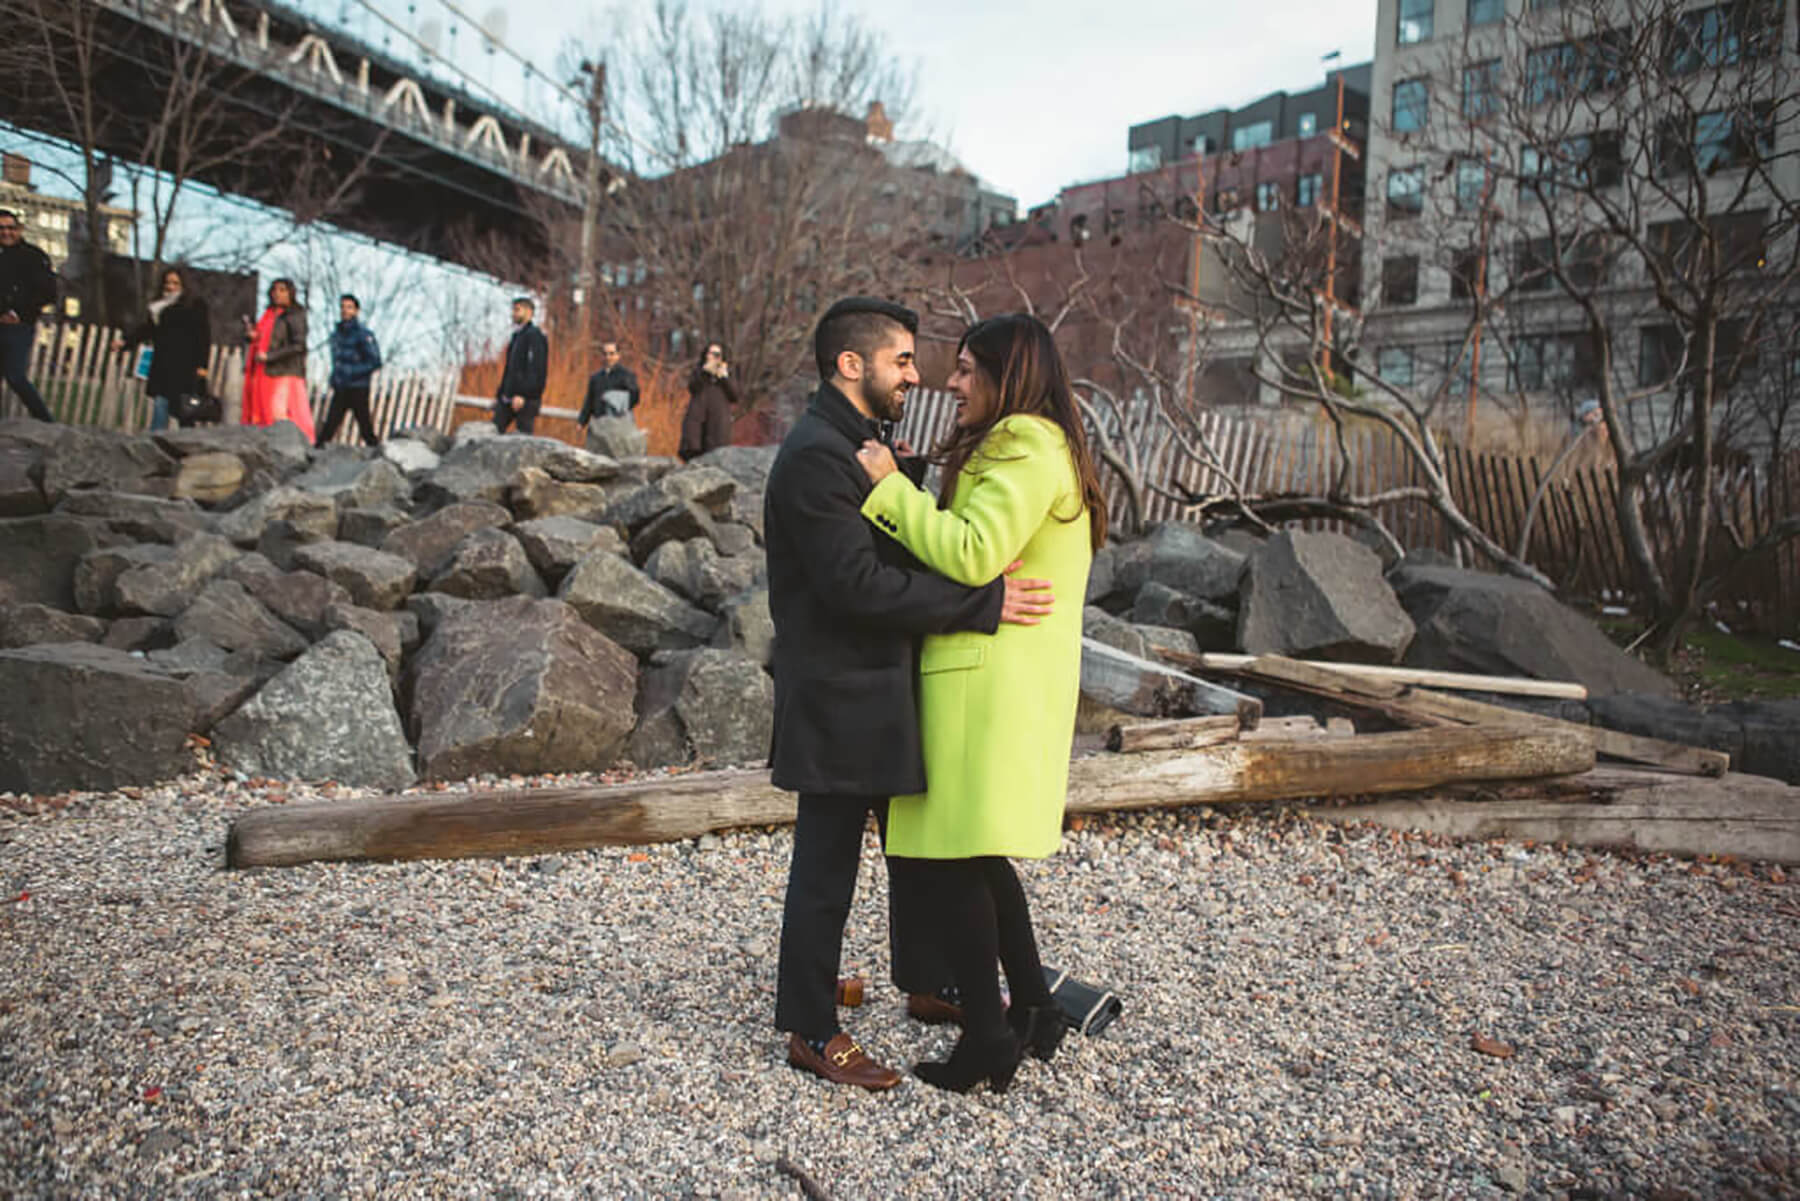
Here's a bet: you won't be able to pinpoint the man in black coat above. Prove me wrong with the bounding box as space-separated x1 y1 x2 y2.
577 340 639 426
766 296 1053 1089
0 210 59 422
493 296 548 434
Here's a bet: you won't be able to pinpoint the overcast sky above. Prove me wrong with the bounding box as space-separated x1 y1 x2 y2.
335 0 1380 208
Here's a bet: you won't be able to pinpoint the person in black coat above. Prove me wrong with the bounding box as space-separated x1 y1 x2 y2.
678 341 738 460
766 296 1054 1090
494 297 548 434
577 340 640 427
0 210 59 422
115 266 210 430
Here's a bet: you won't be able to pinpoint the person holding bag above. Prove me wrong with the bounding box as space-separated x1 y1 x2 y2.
114 266 209 431
854 312 1106 1093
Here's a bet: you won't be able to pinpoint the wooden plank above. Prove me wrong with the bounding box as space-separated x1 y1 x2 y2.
1389 687 1729 776
1081 636 1264 726
1240 653 1407 699
226 724 1596 867
1182 652 1589 700
1307 767 1800 865
1107 713 1241 753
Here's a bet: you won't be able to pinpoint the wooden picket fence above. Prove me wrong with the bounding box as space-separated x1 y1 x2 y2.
897 388 1800 628
0 321 460 441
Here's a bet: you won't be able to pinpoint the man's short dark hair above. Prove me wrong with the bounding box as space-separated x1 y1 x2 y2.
512 296 535 313
0 210 18 224
340 293 361 309
814 296 918 380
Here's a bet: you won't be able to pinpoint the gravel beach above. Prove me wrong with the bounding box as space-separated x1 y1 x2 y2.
2 762 1797 1199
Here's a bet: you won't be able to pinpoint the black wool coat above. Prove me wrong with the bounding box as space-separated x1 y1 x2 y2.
763 382 1004 798
128 295 210 399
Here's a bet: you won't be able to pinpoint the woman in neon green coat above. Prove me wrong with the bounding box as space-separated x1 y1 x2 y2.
854 313 1107 1093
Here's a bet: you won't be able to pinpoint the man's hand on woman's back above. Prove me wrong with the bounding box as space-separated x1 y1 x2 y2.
999 559 1053 626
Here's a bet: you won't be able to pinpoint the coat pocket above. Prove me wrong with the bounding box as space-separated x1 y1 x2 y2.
920 644 984 674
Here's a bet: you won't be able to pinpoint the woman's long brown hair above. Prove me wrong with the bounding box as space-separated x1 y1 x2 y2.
932 313 1109 550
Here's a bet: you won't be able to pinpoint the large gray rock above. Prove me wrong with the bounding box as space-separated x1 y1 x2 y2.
0 603 106 649
402 592 477 638
1142 522 1247 603
584 416 648 460
661 463 737 514
101 616 175 653
727 489 764 542
1390 564 1676 697
691 444 777 493
1086 544 1116 604
1 515 129 609
40 428 178 503
154 424 311 483
505 466 610 522
213 631 415 788
1238 530 1416 663
1106 538 1155 604
292 455 409 511
427 527 546 600
557 550 717 656
174 579 310 660
646 539 757 610
72 544 173 616
611 455 679 487
256 514 335 571
0 445 45 516
1083 605 1150 659
216 486 339 548
337 506 411 547
292 541 418 610
148 638 231 675
381 501 511 577
0 644 205 792
630 648 773 769
510 516 625 586
597 483 679 536
170 452 246 505
113 533 240 617
418 437 619 510
55 490 213 543
229 556 352 639
320 602 417 678
630 499 721 562
713 589 774 667
712 522 756 557
407 596 638 779
1131 582 1236 650
380 438 441 475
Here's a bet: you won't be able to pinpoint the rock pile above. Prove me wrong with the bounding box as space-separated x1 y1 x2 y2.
0 420 776 794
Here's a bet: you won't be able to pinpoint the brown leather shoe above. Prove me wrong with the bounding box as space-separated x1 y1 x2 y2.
906 992 965 1026
787 1032 902 1091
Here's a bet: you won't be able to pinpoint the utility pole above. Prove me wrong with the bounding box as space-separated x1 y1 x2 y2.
574 59 606 321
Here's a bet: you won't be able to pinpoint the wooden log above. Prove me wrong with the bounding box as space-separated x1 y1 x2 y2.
1106 714 1240 753
1080 637 1263 727
1168 651 1590 701
1237 715 1356 743
1392 688 1730 777
227 725 1595 868
1306 767 1800 865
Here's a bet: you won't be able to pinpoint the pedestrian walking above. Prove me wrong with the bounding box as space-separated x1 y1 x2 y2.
317 294 382 446
242 278 315 442
113 266 210 431
0 210 59 423
493 297 548 435
578 339 639 426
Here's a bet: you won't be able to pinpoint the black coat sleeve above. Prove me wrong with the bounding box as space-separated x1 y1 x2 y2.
521 327 548 400
769 443 1003 636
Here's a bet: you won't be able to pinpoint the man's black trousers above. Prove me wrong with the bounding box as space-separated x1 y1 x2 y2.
773 793 947 1039
316 385 378 446
493 398 540 434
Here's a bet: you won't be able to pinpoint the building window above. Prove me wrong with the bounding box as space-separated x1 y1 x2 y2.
1392 78 1428 133
1382 256 1420 306
1215 187 1241 212
1513 237 1555 292
1377 346 1416 387
1666 2 1781 75
1387 167 1425 219
1254 181 1282 212
1649 210 1769 274
1398 0 1434 43
1231 120 1274 151
1191 134 1213 155
1451 247 1485 299
1658 105 1774 175
1296 173 1323 207
1297 112 1317 136
1468 0 1504 25
1637 325 1682 387
1443 343 1475 396
1513 333 1591 391
1129 145 1165 174
1525 29 1627 104
1462 59 1502 119
1522 131 1623 196
1454 158 1490 211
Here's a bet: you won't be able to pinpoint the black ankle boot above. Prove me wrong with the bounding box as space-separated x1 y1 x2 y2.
1006 1002 1069 1062
913 1031 1023 1094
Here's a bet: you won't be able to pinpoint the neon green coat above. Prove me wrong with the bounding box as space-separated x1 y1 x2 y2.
861 414 1094 859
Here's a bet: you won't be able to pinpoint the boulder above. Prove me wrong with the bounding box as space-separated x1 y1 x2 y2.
1106 538 1154 602
72 544 173 616
390 425 451 455
427 527 546 600
1390 564 1676 698
1086 544 1116 604
113 533 240 618
380 438 441 475
55 490 213 543
1131 582 1236 650
0 445 45 516
417 436 619 510
506 466 610 521
584 415 648 460
647 539 757 610
40 428 178 503
228 557 352 639
407 596 638 780
216 486 338 548
629 648 773 769
256 515 335 571
510 516 625 586
292 541 418 610
611 456 678 487
727 490 764 542
148 638 231 675
171 452 246 505
557 550 718 656
173 579 310 660
101 616 175 653
381 501 512 577
402 591 477 638
154 424 311 483
1142 522 1247 603
0 644 210 792
1238 530 1416 664
597 483 678 536
691 444 777 493
292 455 410 512
1083 606 1150 659
712 522 756 557
0 419 66 452
337 506 411 547
630 499 721 562
661 463 737 514
213 630 415 789
0 602 106 649
713 589 774 667
0 515 128 609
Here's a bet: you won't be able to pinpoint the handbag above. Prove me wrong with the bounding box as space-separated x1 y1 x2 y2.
173 390 223 427
1041 965 1123 1036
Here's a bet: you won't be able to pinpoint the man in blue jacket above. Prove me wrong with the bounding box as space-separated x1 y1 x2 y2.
317 294 383 446
494 297 549 434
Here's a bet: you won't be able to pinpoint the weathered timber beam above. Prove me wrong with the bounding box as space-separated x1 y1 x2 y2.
1080 637 1263 727
226 725 1593 868
1106 714 1241 753
1167 651 1590 701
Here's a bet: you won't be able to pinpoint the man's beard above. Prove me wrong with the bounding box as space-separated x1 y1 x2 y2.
858 372 907 423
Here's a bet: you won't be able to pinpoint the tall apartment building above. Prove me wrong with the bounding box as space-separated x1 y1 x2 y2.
1359 0 1798 445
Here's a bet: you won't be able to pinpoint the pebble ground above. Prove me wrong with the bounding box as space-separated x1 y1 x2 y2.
2 757 1797 1199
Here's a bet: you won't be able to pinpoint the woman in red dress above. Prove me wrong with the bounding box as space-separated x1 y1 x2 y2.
241 278 314 441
